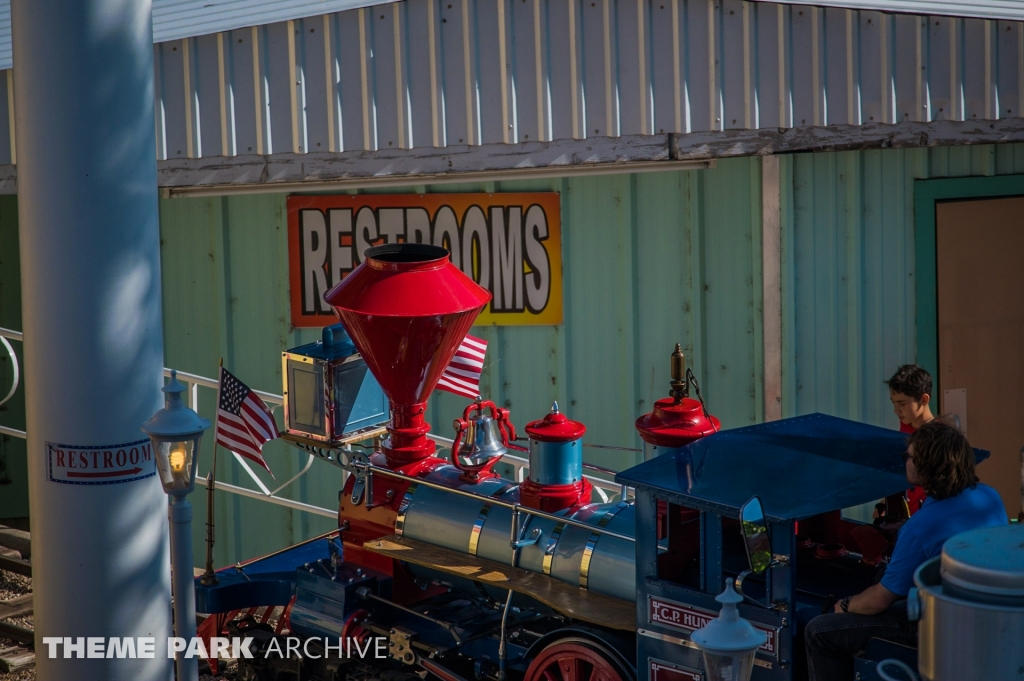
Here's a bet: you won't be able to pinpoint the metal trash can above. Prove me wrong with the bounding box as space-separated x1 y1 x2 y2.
909 524 1024 681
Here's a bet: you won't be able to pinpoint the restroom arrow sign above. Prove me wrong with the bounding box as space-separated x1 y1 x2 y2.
47 439 156 486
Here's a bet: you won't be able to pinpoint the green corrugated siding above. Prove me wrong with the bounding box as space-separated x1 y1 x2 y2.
780 144 1024 431
155 160 766 565
3 144 1024 561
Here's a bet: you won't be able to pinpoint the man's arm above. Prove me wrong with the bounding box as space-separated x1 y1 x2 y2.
833 583 899 615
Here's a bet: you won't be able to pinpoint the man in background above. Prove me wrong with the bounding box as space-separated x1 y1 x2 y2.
886 365 935 513
887 364 935 432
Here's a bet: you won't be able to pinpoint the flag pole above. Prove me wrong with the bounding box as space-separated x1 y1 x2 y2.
200 358 224 587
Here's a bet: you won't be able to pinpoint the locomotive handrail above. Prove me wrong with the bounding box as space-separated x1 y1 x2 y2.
349 459 635 543
426 433 630 503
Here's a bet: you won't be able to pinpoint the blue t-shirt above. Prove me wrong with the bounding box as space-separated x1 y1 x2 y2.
881 483 1007 596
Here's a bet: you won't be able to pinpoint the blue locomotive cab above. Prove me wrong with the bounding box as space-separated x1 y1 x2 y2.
616 413 979 681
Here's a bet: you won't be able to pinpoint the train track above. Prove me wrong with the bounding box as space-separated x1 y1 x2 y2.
0 527 34 674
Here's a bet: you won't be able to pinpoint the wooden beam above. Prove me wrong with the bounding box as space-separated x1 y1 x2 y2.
761 155 782 422
0 555 30 578
0 646 34 673
0 594 32 621
1 118 1024 197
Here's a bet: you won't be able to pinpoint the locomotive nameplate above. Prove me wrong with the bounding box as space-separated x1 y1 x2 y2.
649 659 702 681
648 595 779 657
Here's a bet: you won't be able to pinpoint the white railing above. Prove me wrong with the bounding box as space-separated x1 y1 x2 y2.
0 326 630 513
0 326 24 440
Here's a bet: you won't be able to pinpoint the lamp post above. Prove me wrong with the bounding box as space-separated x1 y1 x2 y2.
691 579 768 681
142 371 211 681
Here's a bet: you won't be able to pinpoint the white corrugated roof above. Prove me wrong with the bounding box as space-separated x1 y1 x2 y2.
751 0 1024 21
0 0 394 71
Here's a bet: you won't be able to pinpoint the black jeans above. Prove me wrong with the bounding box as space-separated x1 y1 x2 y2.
804 602 915 681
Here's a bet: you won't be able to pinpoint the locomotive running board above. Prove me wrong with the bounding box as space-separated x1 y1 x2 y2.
364 534 636 632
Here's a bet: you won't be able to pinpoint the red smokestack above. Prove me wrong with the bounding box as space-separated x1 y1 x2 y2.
325 244 491 468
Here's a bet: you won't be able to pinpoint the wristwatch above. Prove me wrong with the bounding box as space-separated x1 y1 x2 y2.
840 597 852 613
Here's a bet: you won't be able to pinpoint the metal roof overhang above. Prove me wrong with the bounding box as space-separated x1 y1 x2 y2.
3 0 1024 194
752 1 1024 22
0 0 398 70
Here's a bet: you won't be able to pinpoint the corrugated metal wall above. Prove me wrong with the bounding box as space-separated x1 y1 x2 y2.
0 0 396 71
142 0 1024 160
779 142 1024 427
153 160 766 561
5 144 1024 556
1 0 1024 168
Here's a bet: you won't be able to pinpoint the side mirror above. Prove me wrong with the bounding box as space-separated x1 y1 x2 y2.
739 496 772 575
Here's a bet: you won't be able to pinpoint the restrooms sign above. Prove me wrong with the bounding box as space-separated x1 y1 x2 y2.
287 193 563 327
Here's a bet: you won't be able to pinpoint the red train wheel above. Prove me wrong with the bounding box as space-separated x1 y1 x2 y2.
524 640 630 681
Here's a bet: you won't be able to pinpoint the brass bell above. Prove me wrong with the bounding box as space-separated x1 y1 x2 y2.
457 413 508 468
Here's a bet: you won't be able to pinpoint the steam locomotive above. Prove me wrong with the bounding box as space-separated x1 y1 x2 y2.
195 243 918 681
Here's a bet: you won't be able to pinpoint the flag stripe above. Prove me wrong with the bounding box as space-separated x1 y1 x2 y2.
240 400 275 441
448 357 484 369
217 417 254 443
460 337 487 351
443 365 485 380
437 372 479 391
217 432 263 461
216 417 259 447
436 378 478 398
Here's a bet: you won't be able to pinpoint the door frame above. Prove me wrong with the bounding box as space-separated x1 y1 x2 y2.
914 174 1024 387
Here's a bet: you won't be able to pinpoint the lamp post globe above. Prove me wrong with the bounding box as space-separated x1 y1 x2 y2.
691 579 767 681
142 370 210 495
142 370 210 681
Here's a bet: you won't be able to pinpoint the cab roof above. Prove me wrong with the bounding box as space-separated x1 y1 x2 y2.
616 413 979 521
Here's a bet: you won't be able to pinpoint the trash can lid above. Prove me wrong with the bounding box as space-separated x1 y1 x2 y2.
941 525 1024 599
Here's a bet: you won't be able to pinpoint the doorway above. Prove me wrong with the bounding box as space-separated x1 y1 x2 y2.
935 197 1024 517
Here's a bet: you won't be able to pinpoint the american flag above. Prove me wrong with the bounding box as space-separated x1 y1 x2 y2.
215 367 279 473
435 334 488 399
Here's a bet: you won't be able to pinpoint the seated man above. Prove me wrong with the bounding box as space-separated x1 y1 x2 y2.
804 421 1007 681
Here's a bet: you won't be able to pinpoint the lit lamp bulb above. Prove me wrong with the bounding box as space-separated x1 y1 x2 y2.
169 443 188 475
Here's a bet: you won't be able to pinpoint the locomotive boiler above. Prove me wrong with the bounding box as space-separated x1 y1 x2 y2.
196 242 925 681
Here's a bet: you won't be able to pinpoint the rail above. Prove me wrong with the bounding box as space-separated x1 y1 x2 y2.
425 433 629 503
0 326 630 514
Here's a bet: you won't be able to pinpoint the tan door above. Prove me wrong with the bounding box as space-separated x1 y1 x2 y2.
936 197 1024 518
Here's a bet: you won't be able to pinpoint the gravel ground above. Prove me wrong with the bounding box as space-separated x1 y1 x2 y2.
0 569 241 681
0 569 33 681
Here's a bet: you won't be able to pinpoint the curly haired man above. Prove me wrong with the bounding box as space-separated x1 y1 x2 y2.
804 421 1006 681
